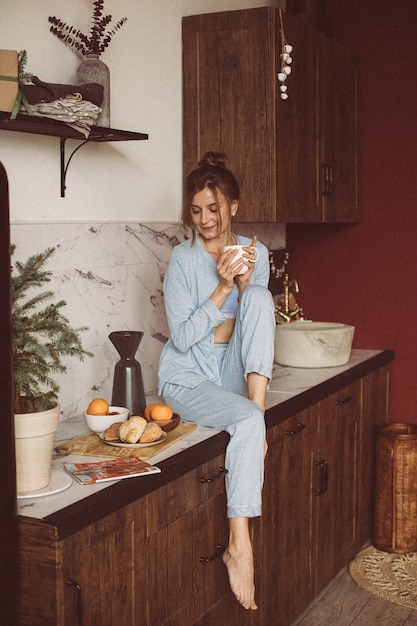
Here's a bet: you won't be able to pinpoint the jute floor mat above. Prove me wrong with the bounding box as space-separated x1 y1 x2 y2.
349 545 417 610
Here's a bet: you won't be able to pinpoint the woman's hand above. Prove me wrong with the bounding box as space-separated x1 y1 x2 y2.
218 236 258 285
212 236 258 310
235 236 257 288
217 248 243 286
210 249 237 311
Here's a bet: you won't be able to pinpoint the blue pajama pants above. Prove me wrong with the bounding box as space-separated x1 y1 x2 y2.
162 285 275 518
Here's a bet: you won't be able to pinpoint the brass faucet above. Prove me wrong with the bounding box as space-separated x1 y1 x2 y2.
276 273 303 322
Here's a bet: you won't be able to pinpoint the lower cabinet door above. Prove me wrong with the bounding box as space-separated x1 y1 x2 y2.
147 506 195 625
147 455 231 625
260 407 318 626
148 499 227 626
313 382 360 593
357 365 390 545
193 491 256 626
192 491 229 620
63 505 140 626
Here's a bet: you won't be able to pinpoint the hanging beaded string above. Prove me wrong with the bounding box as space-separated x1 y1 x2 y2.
277 9 293 100
269 249 290 279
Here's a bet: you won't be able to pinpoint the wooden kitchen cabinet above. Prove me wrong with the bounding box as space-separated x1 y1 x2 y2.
260 378 373 626
62 504 145 626
356 365 390 545
19 456 231 626
277 14 359 222
182 7 359 223
319 36 359 222
19 502 146 626
313 382 360 593
261 406 318 625
17 354 392 626
146 454 246 626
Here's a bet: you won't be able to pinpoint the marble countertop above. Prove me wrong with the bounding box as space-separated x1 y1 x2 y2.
17 349 386 522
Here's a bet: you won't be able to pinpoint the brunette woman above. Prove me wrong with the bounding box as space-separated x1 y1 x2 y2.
158 152 275 610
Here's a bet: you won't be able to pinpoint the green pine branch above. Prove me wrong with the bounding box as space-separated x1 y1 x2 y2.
12 246 93 414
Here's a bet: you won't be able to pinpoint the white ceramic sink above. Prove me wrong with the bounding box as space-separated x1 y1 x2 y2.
274 321 355 368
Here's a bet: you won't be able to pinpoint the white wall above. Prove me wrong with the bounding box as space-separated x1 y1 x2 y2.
1 0 279 223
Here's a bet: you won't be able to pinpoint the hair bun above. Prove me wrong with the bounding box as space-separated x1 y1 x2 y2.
198 151 228 169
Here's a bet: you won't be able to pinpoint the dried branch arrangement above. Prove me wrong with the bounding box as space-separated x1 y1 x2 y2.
48 0 127 56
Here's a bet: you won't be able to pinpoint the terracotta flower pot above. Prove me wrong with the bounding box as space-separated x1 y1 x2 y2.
14 404 60 494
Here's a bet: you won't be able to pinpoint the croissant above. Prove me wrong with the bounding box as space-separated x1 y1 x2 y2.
119 416 147 444
139 422 163 443
102 422 122 441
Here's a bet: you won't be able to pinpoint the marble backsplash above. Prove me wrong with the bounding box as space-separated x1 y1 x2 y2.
11 221 285 421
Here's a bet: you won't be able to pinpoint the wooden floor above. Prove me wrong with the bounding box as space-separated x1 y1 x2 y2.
292 568 417 626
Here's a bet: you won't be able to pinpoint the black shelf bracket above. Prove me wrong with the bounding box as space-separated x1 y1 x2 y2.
0 112 148 198
60 137 89 198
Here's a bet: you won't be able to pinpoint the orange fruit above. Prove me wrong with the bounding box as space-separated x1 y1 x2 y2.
144 403 159 420
145 403 173 421
86 398 109 416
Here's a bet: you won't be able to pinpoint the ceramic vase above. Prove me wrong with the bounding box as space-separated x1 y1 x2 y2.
109 331 146 415
76 53 110 127
14 403 60 494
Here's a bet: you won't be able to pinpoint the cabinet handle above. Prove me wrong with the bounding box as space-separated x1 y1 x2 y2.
285 422 306 436
200 466 228 483
328 165 333 194
314 459 328 496
199 544 226 563
320 163 332 196
66 578 83 625
335 394 352 406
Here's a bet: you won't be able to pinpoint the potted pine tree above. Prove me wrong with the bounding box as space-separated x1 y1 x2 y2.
12 246 92 493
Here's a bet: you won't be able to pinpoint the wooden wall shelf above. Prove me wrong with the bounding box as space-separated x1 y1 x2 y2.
0 112 149 197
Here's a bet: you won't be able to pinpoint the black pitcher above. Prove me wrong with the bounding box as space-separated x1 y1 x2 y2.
109 331 146 415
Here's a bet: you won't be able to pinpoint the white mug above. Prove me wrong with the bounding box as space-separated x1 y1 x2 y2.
223 244 260 274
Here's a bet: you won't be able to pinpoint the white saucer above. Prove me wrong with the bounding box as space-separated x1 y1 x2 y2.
99 430 168 448
17 469 73 499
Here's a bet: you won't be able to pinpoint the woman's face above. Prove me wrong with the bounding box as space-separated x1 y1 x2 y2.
190 187 237 242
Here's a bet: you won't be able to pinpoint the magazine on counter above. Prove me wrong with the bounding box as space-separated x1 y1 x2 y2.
63 457 161 485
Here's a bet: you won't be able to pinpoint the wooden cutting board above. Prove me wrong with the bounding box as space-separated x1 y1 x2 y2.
56 422 197 462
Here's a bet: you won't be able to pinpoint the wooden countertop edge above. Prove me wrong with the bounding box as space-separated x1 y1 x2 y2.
22 349 394 539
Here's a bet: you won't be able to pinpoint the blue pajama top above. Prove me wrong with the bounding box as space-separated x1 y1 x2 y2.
158 234 270 393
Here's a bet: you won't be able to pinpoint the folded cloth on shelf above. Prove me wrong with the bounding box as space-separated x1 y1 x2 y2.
22 76 104 107
20 97 102 138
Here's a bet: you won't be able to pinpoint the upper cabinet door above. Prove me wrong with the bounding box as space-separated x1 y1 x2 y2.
276 13 322 222
183 7 359 224
319 36 359 222
183 8 277 222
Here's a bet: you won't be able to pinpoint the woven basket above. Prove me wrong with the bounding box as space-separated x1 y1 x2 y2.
373 423 417 553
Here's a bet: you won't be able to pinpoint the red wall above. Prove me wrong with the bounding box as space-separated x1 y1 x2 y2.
287 0 417 424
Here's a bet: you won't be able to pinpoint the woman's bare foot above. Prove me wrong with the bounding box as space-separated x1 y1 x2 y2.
223 519 258 610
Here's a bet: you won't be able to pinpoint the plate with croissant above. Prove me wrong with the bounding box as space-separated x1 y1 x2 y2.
100 416 168 448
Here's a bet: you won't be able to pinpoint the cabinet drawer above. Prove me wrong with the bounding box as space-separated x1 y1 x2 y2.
147 454 226 534
321 381 361 421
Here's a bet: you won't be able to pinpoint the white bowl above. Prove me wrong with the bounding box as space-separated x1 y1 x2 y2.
275 321 355 368
84 406 129 434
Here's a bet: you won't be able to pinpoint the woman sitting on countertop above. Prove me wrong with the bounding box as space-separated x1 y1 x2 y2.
158 152 275 611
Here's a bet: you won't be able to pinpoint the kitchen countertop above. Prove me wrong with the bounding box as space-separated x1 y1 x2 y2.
17 349 394 536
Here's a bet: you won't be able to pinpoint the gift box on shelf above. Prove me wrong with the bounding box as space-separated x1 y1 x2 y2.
0 50 18 112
